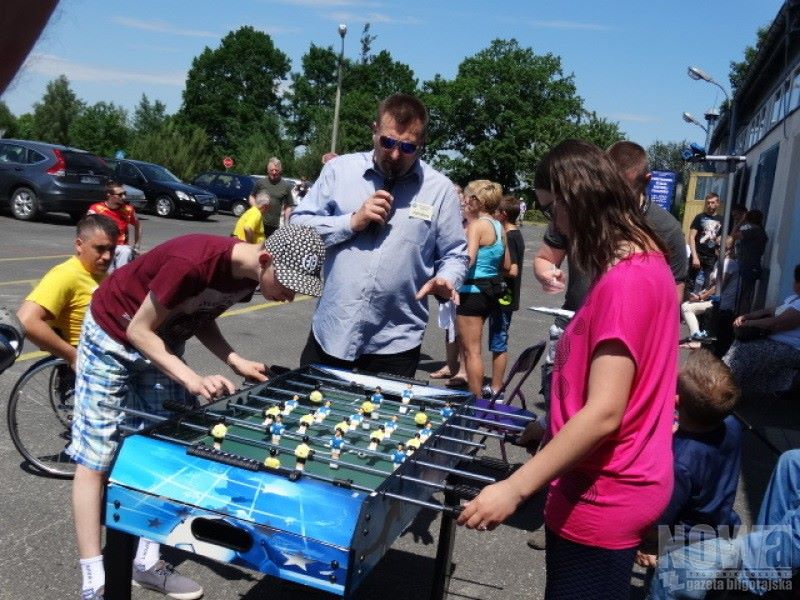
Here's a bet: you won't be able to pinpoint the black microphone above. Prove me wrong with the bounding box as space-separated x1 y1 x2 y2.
368 176 396 235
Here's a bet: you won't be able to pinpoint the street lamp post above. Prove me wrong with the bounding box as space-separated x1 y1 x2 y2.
687 65 739 298
330 23 347 154
682 111 710 149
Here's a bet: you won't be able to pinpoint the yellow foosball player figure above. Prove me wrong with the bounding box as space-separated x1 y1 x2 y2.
334 418 350 437
211 423 228 450
406 433 422 456
329 428 345 469
368 426 385 451
309 384 324 404
263 448 281 470
294 436 313 471
297 411 315 435
263 404 281 426
360 400 375 429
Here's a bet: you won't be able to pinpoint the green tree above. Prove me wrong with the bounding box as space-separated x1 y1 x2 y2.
15 113 35 139
423 39 618 192
729 26 769 92
31 75 84 145
69 102 130 156
287 38 417 155
129 119 212 181
647 139 693 217
181 26 291 153
133 94 168 136
0 101 17 138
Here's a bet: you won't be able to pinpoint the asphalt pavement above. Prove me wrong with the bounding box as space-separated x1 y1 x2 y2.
0 209 794 600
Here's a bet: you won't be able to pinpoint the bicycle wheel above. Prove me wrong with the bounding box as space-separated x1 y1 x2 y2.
7 356 77 478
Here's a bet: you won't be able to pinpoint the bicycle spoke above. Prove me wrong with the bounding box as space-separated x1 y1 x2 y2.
7 358 76 478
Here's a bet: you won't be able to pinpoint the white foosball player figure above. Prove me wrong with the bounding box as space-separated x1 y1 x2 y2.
371 387 384 416
440 402 455 419
349 409 364 431
419 424 433 443
399 384 413 414
392 444 406 470
383 415 398 438
315 400 331 423
270 415 285 444
329 428 345 469
283 394 300 415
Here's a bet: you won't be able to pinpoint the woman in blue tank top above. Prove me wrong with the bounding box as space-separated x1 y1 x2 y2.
456 180 508 397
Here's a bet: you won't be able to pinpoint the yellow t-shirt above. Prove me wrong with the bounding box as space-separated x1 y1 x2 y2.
232 206 265 244
25 256 105 346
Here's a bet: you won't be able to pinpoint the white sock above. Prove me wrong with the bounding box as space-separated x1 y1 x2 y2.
79 556 105 593
133 538 160 571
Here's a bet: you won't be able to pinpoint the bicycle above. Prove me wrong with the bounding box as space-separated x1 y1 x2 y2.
7 355 77 478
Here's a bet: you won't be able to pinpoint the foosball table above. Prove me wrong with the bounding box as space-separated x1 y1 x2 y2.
102 364 531 599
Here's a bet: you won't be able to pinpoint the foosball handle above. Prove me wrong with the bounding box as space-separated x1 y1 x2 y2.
267 364 291 377
441 504 464 519
473 455 511 474
162 399 195 413
447 483 482 501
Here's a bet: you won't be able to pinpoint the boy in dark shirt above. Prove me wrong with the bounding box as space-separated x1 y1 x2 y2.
636 349 742 584
486 196 525 397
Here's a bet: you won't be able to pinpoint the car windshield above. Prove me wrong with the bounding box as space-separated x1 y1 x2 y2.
138 163 181 183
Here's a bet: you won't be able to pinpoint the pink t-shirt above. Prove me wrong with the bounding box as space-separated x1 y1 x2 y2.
91 234 255 349
545 252 678 549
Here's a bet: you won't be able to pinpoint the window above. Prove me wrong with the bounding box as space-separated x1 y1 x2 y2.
120 162 141 180
0 143 27 163
194 173 215 186
791 69 800 110
771 90 784 124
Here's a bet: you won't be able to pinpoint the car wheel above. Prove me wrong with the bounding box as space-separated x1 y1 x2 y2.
10 187 40 221
155 195 175 218
231 200 248 217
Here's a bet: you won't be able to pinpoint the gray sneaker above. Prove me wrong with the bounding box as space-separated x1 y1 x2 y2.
132 560 203 599
81 587 104 600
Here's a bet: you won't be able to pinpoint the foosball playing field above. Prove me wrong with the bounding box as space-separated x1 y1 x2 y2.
103 365 528 598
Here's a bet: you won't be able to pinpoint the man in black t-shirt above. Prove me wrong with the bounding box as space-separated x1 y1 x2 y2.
688 193 722 294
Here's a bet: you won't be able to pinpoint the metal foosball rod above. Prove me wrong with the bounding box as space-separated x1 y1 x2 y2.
445 413 528 432
110 403 498 487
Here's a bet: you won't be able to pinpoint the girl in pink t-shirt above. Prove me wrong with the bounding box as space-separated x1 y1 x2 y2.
458 139 678 598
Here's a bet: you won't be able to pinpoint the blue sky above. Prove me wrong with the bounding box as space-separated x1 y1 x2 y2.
0 0 785 148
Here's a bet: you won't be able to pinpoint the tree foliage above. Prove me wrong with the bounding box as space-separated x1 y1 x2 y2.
69 102 130 157
133 94 168 136
32 75 84 145
0 101 17 138
181 26 291 153
128 119 212 181
729 26 769 92
423 39 622 192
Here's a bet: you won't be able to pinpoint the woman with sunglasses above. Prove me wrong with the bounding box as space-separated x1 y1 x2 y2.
458 140 678 599
456 180 509 397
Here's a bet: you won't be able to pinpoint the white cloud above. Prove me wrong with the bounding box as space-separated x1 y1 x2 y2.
609 113 659 123
23 53 185 87
112 16 219 38
326 11 422 25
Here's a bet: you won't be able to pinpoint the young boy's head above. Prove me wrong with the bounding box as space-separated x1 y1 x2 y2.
258 225 325 302
498 195 520 224
677 349 740 428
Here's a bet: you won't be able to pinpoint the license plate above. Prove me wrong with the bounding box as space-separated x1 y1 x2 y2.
203 205 214 212
81 176 100 184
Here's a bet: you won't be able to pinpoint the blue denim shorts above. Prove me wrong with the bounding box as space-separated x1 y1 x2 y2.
488 308 513 353
67 311 192 471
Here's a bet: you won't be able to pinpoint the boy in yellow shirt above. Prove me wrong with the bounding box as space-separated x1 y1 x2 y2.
17 214 117 369
232 190 271 244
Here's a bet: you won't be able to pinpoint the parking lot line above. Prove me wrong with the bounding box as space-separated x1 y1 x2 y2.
0 254 71 263
0 278 39 287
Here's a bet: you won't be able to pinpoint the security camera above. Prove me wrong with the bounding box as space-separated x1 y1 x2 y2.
681 143 707 162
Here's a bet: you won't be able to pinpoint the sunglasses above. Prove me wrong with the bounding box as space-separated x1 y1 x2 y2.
378 135 419 155
109 191 127 197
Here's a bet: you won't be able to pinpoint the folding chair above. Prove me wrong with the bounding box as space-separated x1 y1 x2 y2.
472 342 546 462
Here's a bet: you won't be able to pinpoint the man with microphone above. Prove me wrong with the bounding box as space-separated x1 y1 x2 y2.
291 93 468 377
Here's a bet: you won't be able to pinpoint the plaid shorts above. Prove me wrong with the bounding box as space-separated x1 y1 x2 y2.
67 310 192 471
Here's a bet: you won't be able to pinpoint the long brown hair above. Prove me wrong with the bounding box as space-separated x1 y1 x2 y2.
534 139 665 278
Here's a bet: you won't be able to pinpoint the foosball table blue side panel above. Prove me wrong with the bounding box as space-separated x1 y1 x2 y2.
106 435 363 595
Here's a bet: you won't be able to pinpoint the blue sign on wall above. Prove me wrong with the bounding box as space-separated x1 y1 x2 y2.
647 170 677 211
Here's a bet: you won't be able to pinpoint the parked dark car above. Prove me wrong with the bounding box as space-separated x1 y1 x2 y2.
106 158 218 219
192 171 255 217
0 139 111 221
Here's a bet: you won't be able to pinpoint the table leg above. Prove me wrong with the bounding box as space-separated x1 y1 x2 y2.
429 489 457 600
104 527 136 600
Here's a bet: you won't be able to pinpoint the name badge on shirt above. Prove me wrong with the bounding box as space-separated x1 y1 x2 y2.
409 201 433 221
